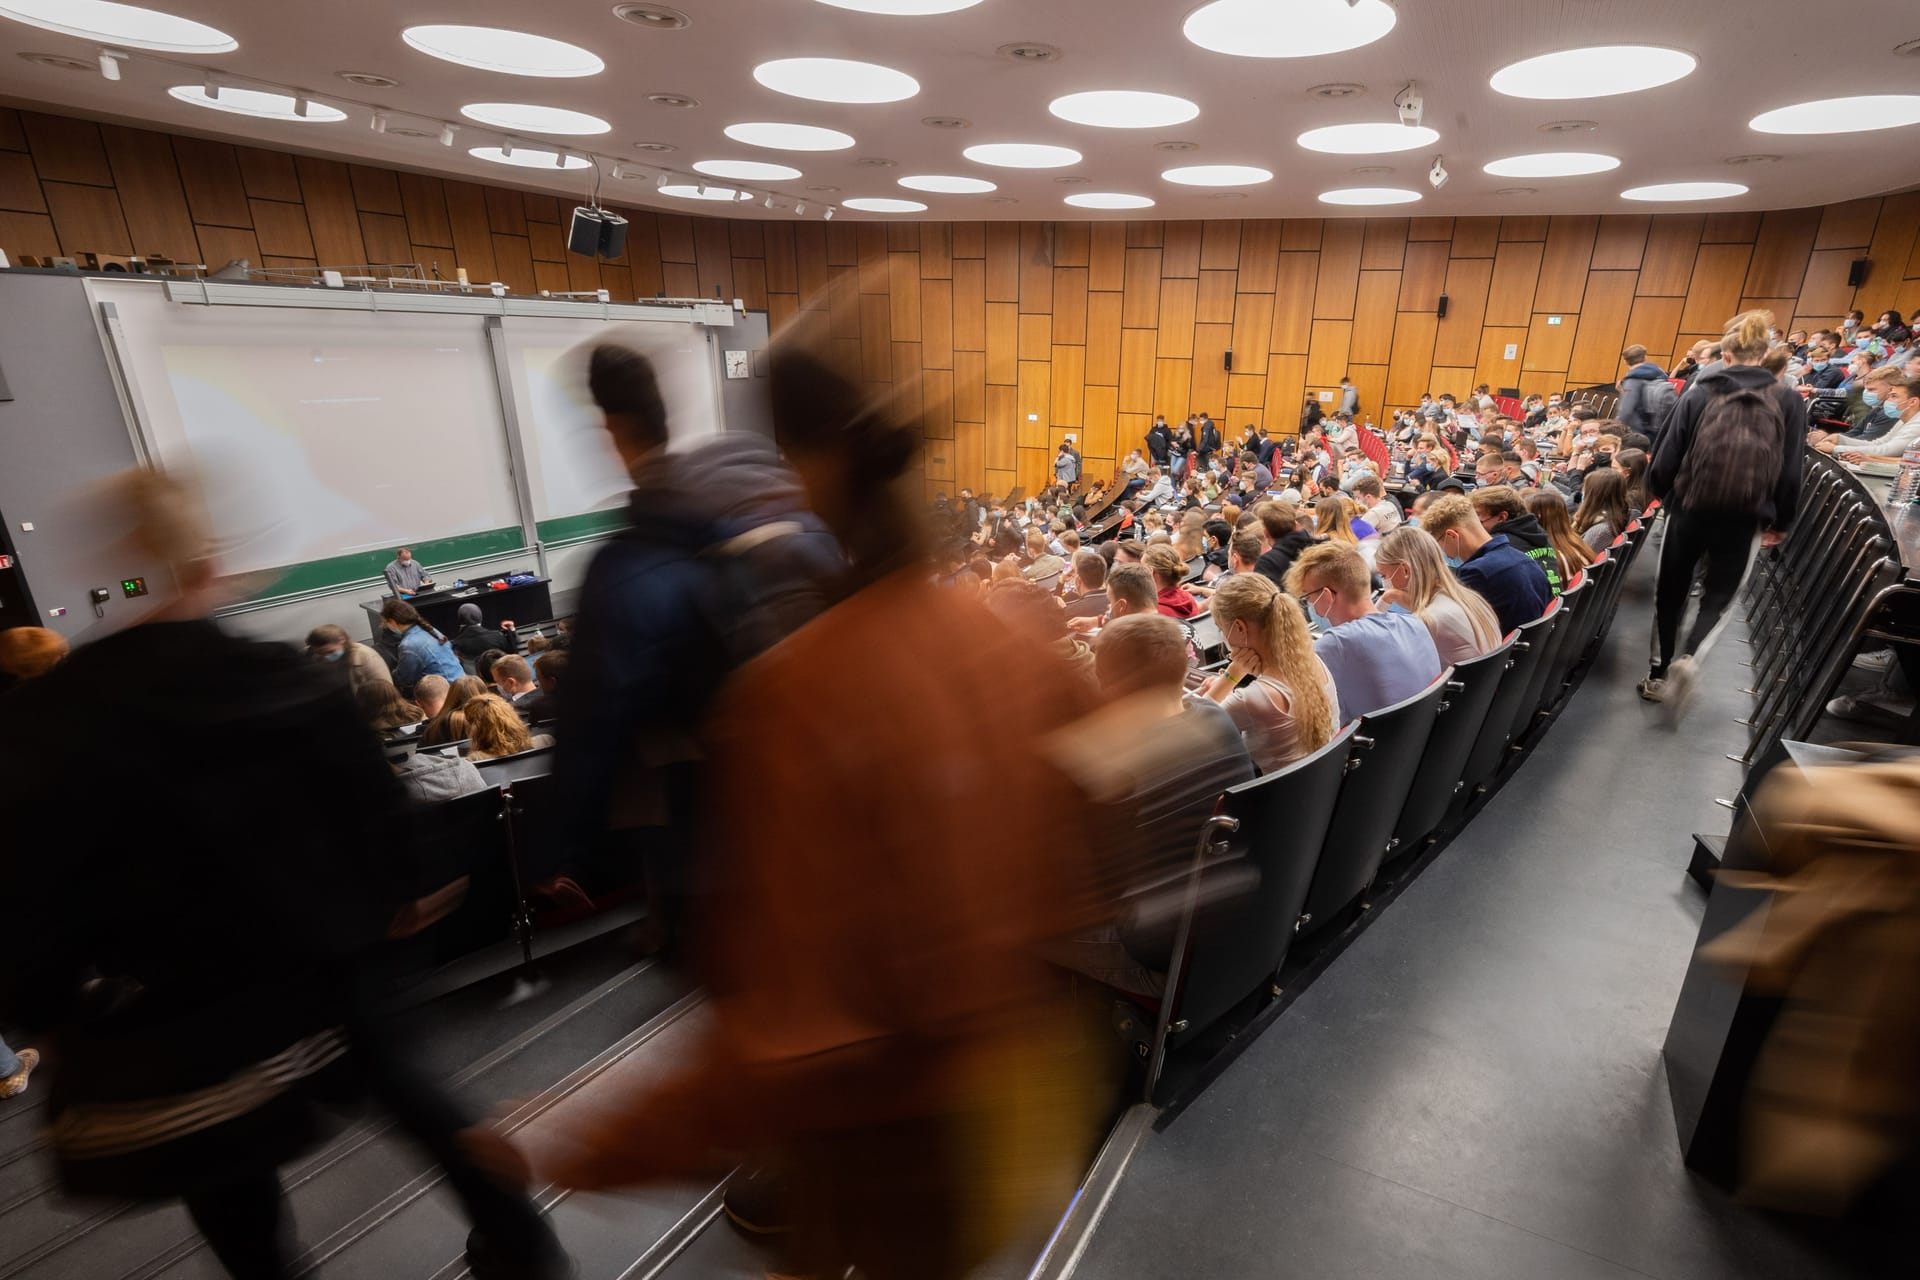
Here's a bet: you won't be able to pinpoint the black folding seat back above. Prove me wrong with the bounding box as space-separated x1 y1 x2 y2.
1390 637 1514 853
1456 599 1560 807
1298 674 1449 936
1167 723 1358 1047
1512 575 1587 741
407 785 516 962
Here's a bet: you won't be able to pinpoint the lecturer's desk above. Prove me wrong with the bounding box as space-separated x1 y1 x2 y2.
359 578 553 642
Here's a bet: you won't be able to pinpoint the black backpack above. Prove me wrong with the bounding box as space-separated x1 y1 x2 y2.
1670 383 1783 515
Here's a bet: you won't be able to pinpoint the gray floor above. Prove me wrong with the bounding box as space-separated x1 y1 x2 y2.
1077 556 1880 1280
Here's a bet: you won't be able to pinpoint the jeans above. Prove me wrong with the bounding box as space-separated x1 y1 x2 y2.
1652 507 1762 678
0 1035 18 1077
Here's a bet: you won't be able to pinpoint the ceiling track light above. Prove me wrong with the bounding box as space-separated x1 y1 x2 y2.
553 149 567 168
794 201 807 215
501 140 514 158
656 172 672 190
292 95 311 118
439 122 456 146
1395 81 1423 127
763 194 777 209
97 49 123 82
612 162 626 179
823 206 835 220
204 72 219 101
371 110 389 133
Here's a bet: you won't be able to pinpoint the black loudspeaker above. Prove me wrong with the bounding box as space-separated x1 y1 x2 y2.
1223 347 1234 371
598 212 628 260
1847 257 1868 287
567 206 604 257
1437 292 1450 319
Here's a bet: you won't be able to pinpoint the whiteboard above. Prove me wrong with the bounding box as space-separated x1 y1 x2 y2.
96 280 519 575
497 315 722 523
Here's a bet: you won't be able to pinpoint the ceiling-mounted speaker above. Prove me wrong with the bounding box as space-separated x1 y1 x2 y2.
1223 347 1233 372
1437 292 1450 319
568 206 605 257
1847 257 1868 287
598 211 628 260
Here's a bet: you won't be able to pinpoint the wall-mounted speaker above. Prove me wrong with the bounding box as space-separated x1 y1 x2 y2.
567 206 604 257
1847 257 1868 288
1437 292 1449 319
598 212 628 260
1223 347 1234 371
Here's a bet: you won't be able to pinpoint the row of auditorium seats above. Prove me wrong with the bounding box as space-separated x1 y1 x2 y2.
1133 504 1657 1102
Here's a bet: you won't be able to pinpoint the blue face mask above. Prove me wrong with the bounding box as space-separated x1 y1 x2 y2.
1863 390 1882 407
1307 590 1334 629
1885 399 1903 418
323 648 345 662
1444 554 1464 569
1811 360 1828 370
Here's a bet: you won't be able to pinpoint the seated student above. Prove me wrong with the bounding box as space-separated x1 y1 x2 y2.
529 650 566 725
491 654 549 723
356 679 426 734
1799 343 1846 390
1823 373 1920 462
390 741 491 805
0 625 67 696
1254 500 1318 588
1067 561 1157 635
306 623 394 692
450 602 520 662
1526 488 1596 586
1144 544 1201 619
1042 613 1256 999
1417 494 1553 635
1286 542 1442 719
1611 446 1650 514
413 674 451 720
1201 518 1234 575
1572 467 1632 554
1222 531 1263 583
463 693 549 761
1349 473 1402 535
1063 549 1111 620
474 648 507 692
986 579 1097 692
1467 486 1564 594
1198 573 1341 773
381 599 464 694
421 674 485 746
1374 526 1504 663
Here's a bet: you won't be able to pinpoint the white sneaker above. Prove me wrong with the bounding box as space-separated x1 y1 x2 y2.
1663 657 1699 724
1638 675 1668 702
1852 649 1897 673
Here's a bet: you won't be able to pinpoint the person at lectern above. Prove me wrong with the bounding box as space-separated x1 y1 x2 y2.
383 546 433 598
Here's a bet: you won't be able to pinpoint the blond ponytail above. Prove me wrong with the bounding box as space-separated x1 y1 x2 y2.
1722 309 1773 363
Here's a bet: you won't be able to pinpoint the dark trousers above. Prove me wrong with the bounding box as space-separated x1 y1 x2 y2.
1652 507 1760 677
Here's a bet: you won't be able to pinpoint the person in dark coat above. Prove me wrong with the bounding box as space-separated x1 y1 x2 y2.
450 602 519 663
1144 416 1172 467
0 467 567 1280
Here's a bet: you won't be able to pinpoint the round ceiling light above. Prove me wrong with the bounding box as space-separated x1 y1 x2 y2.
0 0 236 52
1621 181 1747 202
844 197 930 212
812 0 983 11
1161 163 1273 186
1318 186 1422 206
963 142 1083 168
899 174 996 193
1048 89 1199 129
693 158 803 180
1183 0 1396 58
470 145 593 170
753 57 919 104
1490 46 1696 100
1065 192 1154 209
1749 94 1920 134
725 121 856 151
168 86 346 122
1297 122 1438 154
1482 151 1621 177
459 103 610 135
402 24 603 77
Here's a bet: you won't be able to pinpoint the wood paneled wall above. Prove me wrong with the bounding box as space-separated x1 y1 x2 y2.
6 107 1920 497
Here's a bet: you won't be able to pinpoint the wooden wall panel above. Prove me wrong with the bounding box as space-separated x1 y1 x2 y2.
9 107 1914 495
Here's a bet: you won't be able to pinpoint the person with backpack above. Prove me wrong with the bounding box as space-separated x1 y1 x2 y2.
1640 311 1805 717
1616 344 1678 441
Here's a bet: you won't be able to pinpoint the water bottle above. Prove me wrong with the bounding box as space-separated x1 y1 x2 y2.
1894 449 1920 505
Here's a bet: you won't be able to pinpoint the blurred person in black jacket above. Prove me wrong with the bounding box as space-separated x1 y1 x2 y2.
0 467 567 1280
451 602 519 662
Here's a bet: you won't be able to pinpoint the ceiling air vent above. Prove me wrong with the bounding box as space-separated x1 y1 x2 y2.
18 52 92 71
997 42 1063 64
1309 83 1366 100
647 93 698 108
614 4 692 30
337 71 399 88
1538 119 1597 134
922 116 971 129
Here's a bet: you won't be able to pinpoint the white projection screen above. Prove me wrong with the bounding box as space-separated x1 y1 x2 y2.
497 315 722 530
97 281 519 576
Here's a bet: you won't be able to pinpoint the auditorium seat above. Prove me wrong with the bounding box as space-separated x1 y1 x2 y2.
404 785 516 966
1388 636 1516 857
1511 572 1590 745
1297 673 1450 937
1453 600 1561 819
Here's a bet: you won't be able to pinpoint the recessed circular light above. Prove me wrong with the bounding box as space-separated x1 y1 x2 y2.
647 92 698 108
1621 181 1747 202
1483 151 1620 177
844 197 929 212
470 145 593 170
753 57 919 104
694 159 803 180
17 51 92 71
168 86 347 122
337 71 399 88
814 0 984 11
1297 122 1439 154
0 0 236 52
460 103 610 135
402 24 603 78
1184 0 1396 58
964 142 1083 168
659 182 744 200
1309 83 1367 100
1049 89 1199 129
726 122 856 152
921 116 971 129
1749 94 1920 134
1318 186 1422 205
997 42 1063 63
1491 46 1696 100
1065 192 1154 209
1162 163 1273 186
900 174 996 193
611 3 691 28
632 140 677 152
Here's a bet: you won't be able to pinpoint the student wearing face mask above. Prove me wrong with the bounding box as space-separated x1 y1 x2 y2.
1798 344 1846 390
1374 526 1504 663
1414 494 1554 637
306 623 395 692
1830 375 1920 465
1814 369 1906 450
1198 573 1342 773
1285 542 1442 720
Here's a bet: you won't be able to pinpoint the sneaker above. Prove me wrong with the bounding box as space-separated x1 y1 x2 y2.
1638 675 1668 702
1663 657 1699 723
0 1048 38 1100
1825 694 1908 723
1852 648 1897 673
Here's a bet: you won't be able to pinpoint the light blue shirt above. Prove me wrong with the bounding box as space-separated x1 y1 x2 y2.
1312 606 1443 721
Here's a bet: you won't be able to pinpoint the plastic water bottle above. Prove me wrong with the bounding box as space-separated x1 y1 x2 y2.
1894 449 1920 504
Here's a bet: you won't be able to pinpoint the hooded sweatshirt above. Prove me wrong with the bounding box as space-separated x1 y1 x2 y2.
1489 512 1564 595
1647 364 1806 528
1616 362 1676 438
451 601 519 660
1255 528 1321 590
